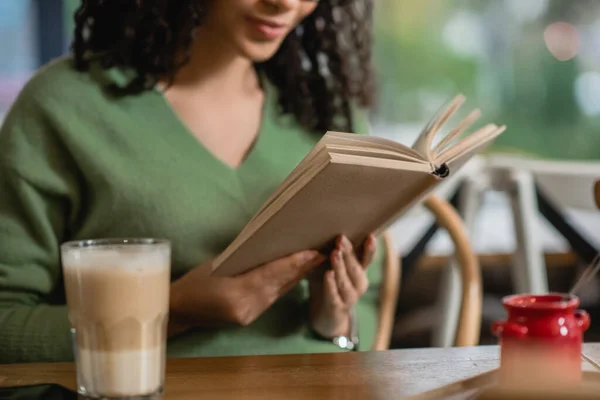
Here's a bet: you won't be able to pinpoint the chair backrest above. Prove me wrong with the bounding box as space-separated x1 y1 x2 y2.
373 195 482 350
595 180 600 210
488 155 600 212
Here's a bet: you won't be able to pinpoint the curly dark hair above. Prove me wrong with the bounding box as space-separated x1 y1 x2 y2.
72 0 376 133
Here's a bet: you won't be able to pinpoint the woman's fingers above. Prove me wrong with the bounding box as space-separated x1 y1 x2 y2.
361 234 377 268
339 236 369 295
324 270 344 308
254 250 324 285
331 249 357 306
247 250 325 311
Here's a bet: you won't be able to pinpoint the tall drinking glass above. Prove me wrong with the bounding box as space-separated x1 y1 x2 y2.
61 238 171 400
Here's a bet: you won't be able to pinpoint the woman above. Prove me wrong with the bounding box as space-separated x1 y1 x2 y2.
0 0 383 363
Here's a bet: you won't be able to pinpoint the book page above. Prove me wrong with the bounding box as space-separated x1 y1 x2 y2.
328 153 432 172
325 131 426 160
411 94 467 161
436 124 506 165
432 109 482 156
325 144 424 163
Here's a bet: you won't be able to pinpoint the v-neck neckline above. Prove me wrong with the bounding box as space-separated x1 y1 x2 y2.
152 77 272 175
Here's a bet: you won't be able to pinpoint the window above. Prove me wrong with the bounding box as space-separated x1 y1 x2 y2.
0 1 38 119
0 0 68 119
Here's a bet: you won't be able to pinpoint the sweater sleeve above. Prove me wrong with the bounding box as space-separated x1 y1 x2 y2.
0 81 78 363
0 168 73 363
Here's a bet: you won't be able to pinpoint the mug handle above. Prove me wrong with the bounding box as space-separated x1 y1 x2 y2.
492 321 528 338
575 310 591 332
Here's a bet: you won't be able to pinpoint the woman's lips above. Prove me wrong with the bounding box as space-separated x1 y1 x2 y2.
246 17 288 40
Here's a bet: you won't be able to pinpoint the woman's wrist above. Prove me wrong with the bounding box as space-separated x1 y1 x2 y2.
311 309 351 339
311 308 359 351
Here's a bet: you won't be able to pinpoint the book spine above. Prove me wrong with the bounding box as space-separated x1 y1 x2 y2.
431 163 450 179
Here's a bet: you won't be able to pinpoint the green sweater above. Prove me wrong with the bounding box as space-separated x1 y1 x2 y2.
0 57 384 364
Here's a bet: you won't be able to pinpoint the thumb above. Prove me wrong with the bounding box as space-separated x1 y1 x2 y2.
252 250 325 293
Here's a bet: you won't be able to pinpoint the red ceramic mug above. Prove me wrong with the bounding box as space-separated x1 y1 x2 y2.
492 293 590 387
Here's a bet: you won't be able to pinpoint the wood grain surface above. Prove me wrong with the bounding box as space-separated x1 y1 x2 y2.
1 345 600 399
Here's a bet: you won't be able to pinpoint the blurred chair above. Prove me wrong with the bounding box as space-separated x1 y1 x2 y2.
373 194 482 350
491 156 600 262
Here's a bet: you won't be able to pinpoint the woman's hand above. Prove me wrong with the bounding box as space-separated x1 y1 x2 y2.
308 234 377 339
167 250 326 336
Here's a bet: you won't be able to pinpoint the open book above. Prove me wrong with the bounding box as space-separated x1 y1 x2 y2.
211 94 506 276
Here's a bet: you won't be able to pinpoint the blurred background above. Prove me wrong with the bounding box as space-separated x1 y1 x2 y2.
1 0 599 158
1 0 599 348
372 0 600 160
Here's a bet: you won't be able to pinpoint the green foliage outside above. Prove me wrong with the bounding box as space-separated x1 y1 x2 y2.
372 0 600 160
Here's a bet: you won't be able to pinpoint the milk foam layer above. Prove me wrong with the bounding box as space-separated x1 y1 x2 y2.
76 347 164 397
62 244 170 272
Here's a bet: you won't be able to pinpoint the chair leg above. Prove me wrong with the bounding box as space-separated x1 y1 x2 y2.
432 262 462 348
432 176 484 347
373 233 401 351
506 170 548 294
425 196 482 347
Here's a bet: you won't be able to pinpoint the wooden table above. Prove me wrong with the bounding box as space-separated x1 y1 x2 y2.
1 345 600 399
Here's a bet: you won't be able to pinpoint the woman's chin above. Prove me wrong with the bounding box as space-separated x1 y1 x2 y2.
237 40 285 63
